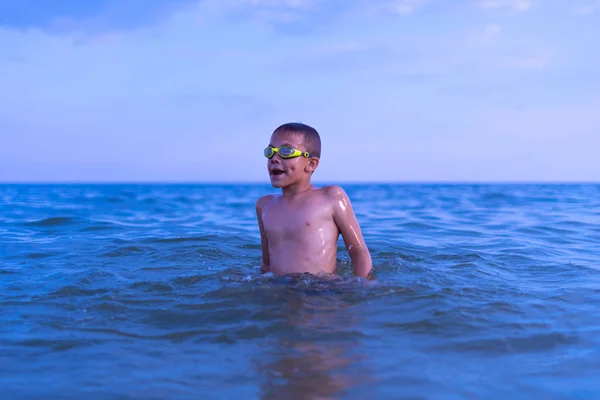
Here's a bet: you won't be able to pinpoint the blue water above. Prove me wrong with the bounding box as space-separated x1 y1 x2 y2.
1 183 600 399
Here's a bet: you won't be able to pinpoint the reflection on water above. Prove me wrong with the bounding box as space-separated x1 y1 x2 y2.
255 277 373 399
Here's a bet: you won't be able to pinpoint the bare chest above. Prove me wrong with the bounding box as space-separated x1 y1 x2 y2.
262 200 333 239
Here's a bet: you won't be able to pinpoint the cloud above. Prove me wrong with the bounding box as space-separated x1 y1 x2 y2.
514 51 551 69
479 0 533 12
573 2 599 15
469 23 502 47
200 0 435 34
484 23 502 36
388 0 431 15
247 0 317 8
199 0 345 34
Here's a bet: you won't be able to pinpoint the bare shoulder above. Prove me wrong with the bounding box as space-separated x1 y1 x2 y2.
255 194 276 211
320 185 350 203
316 185 354 216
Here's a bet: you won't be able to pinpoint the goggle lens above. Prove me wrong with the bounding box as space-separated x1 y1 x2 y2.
264 146 303 159
278 147 295 157
264 147 275 158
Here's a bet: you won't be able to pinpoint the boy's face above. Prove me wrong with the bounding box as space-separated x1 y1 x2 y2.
266 131 316 188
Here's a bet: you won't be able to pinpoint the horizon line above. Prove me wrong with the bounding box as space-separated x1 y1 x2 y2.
1 180 599 185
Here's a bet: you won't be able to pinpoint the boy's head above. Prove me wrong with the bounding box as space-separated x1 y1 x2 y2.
265 122 321 188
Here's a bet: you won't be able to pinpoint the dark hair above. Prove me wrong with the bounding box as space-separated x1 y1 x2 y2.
273 122 321 158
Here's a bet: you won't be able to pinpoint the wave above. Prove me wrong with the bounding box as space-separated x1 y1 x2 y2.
25 216 78 227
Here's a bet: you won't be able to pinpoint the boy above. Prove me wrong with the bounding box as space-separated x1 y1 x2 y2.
255 122 373 279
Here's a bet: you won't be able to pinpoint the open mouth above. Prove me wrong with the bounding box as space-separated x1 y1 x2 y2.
270 169 285 177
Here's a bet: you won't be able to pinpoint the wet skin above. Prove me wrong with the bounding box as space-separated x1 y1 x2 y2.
255 132 372 278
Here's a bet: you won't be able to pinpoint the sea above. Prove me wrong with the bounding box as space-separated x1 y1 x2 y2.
1 183 599 400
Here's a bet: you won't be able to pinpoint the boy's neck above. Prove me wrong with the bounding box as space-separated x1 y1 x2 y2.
281 179 314 198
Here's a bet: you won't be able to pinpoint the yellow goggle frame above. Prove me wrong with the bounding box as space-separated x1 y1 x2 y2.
264 146 311 159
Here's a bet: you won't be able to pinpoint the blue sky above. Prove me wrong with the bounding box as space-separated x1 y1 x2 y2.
1 0 599 182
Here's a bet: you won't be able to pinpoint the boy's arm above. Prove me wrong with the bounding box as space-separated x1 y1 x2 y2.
328 186 373 279
255 195 272 274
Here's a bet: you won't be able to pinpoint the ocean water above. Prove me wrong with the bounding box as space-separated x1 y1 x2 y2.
1 183 599 399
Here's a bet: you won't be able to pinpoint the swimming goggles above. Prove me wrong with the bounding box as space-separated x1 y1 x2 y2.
264 146 312 159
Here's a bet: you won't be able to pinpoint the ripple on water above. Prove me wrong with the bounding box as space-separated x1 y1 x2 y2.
147 235 218 244
80 222 115 232
15 338 101 352
433 331 579 355
25 217 79 227
45 285 111 299
101 246 155 258
129 281 175 292
22 252 62 259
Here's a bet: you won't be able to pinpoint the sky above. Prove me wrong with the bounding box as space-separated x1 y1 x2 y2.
1 0 599 183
